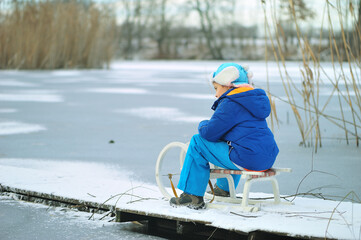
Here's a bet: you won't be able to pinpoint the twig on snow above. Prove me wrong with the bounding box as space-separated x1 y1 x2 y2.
230 212 259 218
87 193 96 198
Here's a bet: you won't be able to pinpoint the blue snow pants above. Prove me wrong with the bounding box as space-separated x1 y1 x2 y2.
177 134 241 197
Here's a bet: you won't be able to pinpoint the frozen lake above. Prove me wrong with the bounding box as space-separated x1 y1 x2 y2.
1 60 360 239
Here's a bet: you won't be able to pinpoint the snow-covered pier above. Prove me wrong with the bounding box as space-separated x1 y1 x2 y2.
0 159 360 240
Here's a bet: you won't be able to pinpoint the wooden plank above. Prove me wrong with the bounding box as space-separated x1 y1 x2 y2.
117 208 212 225
116 210 149 222
116 210 250 240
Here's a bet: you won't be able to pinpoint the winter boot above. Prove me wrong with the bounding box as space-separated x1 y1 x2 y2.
208 184 230 197
170 193 205 209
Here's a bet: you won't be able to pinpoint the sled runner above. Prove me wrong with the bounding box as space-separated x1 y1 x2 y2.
155 142 292 212
206 167 292 212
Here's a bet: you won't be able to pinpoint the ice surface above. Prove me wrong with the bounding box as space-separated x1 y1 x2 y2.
0 90 63 102
0 196 162 240
0 80 37 87
87 87 148 94
50 70 83 77
0 60 360 239
116 107 207 123
175 93 215 100
0 108 17 113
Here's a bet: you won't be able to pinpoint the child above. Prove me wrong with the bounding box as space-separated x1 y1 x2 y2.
170 63 279 209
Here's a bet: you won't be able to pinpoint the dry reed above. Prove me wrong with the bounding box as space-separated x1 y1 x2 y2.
0 0 117 69
262 0 361 150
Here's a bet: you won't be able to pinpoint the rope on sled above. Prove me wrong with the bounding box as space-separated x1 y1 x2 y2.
168 174 215 203
208 180 215 203
168 174 178 198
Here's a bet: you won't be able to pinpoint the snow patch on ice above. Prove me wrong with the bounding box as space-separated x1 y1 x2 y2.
87 88 148 94
0 90 63 102
46 78 95 84
51 71 82 77
116 107 206 123
0 108 17 113
109 78 204 85
0 80 37 87
175 93 214 100
111 61 216 72
0 122 46 135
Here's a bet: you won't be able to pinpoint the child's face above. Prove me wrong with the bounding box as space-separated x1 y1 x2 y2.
213 82 231 98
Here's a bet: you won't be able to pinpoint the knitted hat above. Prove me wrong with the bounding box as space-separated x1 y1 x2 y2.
210 63 253 87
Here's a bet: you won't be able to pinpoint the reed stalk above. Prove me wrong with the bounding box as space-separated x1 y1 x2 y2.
262 0 361 149
264 9 279 132
262 1 307 146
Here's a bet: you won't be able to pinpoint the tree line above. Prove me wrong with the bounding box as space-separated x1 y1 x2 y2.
0 0 360 69
116 0 361 61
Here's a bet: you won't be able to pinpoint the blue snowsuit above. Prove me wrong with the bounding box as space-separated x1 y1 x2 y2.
177 87 279 196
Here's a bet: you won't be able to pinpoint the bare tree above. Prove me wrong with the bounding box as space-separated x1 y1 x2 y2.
190 0 223 59
153 0 171 58
134 0 156 51
278 0 315 56
118 0 155 59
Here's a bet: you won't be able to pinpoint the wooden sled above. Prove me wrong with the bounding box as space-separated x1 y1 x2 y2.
155 142 292 212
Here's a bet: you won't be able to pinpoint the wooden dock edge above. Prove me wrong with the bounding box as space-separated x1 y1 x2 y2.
0 184 329 240
116 208 326 240
0 184 112 214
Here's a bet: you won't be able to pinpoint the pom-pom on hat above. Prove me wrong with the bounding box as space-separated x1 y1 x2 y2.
210 63 253 88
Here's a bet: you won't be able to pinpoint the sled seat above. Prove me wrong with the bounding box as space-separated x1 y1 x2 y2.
206 167 292 212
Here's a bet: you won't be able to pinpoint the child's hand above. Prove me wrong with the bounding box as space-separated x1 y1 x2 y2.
198 120 209 131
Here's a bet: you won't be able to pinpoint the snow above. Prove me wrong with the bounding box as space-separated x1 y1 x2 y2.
111 61 215 72
86 88 148 94
0 90 63 102
175 93 214 100
0 108 17 113
0 122 46 135
50 70 83 77
115 107 207 123
0 80 37 87
0 158 360 239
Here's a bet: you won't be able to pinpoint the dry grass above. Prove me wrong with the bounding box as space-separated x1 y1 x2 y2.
0 1 117 69
262 0 361 150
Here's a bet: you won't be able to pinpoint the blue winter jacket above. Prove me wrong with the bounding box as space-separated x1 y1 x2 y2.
198 88 279 171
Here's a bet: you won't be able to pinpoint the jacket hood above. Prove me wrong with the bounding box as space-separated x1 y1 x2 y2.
212 88 271 119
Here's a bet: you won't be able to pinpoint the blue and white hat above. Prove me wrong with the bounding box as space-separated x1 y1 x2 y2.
210 63 253 87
